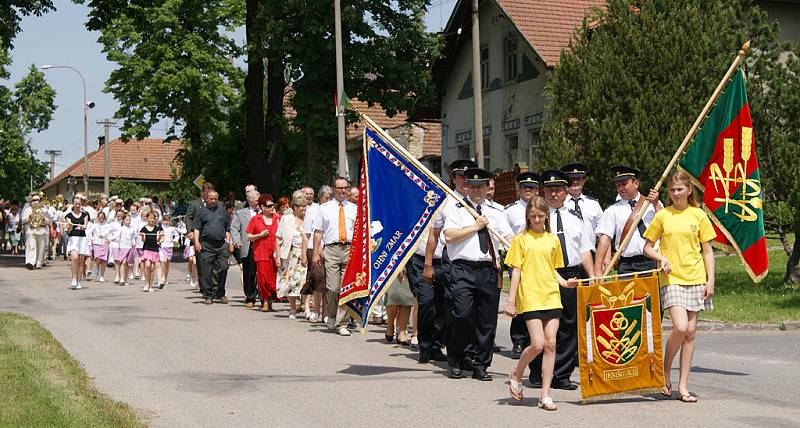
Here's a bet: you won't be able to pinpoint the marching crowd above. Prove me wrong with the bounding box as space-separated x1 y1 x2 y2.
0 159 715 410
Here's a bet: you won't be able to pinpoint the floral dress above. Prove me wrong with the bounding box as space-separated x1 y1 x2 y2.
276 216 307 298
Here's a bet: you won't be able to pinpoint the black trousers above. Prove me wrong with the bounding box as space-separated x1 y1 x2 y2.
407 254 447 354
619 255 657 274
198 241 230 299
529 265 588 383
241 249 258 303
448 260 500 369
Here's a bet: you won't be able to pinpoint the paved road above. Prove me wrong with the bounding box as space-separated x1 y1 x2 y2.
1 254 799 427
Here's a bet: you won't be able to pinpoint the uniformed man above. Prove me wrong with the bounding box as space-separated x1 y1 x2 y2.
527 169 595 390
561 163 603 232
594 165 662 275
485 178 504 210
442 167 513 381
503 171 540 359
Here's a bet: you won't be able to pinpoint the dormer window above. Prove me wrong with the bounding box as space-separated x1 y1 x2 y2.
505 36 518 81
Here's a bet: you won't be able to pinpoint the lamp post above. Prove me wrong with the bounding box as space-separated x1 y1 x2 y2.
41 64 94 195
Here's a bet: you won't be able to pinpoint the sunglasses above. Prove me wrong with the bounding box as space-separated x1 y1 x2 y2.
264 204 275 208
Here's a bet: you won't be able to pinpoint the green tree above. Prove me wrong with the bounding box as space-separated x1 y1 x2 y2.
0 1 55 51
541 0 800 282
108 178 152 201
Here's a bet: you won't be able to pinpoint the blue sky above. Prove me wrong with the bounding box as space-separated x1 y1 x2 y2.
6 0 457 176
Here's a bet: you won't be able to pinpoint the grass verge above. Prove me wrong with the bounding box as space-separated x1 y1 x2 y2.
0 312 145 427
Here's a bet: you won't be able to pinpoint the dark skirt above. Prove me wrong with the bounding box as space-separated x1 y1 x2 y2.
300 248 326 295
521 308 562 321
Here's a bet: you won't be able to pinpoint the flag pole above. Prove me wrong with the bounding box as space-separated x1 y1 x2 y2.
601 40 751 277
354 108 511 248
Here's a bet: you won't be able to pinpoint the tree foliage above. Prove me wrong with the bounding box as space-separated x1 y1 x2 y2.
542 0 800 282
0 0 54 50
108 178 152 201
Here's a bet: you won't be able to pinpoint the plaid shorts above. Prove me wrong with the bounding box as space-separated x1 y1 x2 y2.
660 283 713 312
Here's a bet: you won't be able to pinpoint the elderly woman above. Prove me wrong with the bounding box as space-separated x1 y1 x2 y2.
276 191 309 319
300 185 333 322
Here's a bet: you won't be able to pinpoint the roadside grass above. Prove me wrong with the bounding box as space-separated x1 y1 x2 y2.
501 249 800 324
0 312 145 428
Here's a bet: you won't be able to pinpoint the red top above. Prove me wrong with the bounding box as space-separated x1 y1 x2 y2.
246 213 281 261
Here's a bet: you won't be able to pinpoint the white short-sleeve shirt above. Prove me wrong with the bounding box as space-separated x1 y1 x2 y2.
503 198 528 235
442 198 513 262
595 193 656 258
550 205 595 267
313 199 357 245
565 193 603 233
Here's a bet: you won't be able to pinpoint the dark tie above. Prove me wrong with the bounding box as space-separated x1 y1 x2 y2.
628 199 647 237
555 208 570 267
571 198 583 220
475 204 489 254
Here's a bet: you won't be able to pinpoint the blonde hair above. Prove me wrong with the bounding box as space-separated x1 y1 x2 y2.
525 196 551 232
668 170 698 207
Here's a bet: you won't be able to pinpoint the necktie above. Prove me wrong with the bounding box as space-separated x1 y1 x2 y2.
475 204 489 253
338 202 347 244
628 199 647 237
572 198 583 220
555 208 570 267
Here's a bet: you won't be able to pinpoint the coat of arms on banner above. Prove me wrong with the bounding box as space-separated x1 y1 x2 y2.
578 272 665 401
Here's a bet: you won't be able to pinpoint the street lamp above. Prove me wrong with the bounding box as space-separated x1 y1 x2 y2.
41 64 95 195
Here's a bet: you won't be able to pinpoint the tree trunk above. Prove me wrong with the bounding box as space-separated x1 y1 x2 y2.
264 56 285 193
244 0 269 192
785 218 800 284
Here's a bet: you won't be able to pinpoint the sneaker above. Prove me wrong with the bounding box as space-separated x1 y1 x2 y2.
186 274 192 282
99 277 106 283
75 282 83 290
128 273 134 280
113 276 120 284
337 327 351 336
120 281 127 287
288 310 296 320
69 279 78 290
141 285 149 292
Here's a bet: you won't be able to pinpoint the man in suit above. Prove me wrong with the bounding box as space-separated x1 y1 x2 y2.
230 190 261 307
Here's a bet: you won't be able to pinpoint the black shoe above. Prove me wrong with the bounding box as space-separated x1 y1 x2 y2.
511 344 524 359
431 349 448 362
493 343 502 353
419 352 431 364
471 366 492 381
25 263 33 270
448 364 463 379
530 379 542 388
462 358 476 371
552 379 578 390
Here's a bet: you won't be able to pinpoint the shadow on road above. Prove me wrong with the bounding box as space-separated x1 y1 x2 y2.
337 364 428 376
690 366 748 376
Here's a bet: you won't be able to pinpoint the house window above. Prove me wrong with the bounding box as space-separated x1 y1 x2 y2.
483 139 491 171
480 46 489 89
458 144 471 160
505 37 518 81
506 134 519 169
528 129 542 169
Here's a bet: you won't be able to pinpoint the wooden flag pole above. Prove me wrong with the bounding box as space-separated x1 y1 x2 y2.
601 40 751 277
354 109 511 248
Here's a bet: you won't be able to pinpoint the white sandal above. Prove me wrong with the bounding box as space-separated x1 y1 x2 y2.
538 396 557 411
508 374 524 400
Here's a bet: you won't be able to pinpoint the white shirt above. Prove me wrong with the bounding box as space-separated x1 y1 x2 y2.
160 225 180 248
550 205 595 267
130 214 145 248
414 222 445 259
87 222 110 246
442 198 513 262
304 202 320 238
596 193 656 258
111 224 137 249
565 193 603 233
313 199 357 245
83 205 97 221
503 198 529 235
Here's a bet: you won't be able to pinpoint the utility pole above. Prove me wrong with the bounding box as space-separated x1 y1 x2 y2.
96 119 115 195
334 0 348 179
44 149 62 181
471 0 484 168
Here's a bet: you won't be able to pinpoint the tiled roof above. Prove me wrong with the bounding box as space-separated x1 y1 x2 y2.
43 138 180 190
496 0 605 66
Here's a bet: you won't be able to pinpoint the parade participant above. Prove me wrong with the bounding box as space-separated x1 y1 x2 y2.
88 211 111 282
129 202 144 279
158 214 179 288
595 165 662 275
5 205 20 255
561 163 603 232
182 233 198 288
65 197 90 289
347 186 359 204
108 210 126 283
80 194 97 221
21 195 50 270
485 178 503 210
442 167 513 381
419 159 477 361
231 190 261 308
643 170 715 403
301 185 331 322
503 171 540 358
193 190 232 304
276 192 308 319
504 196 579 409
115 214 138 286
385 275 415 345
246 194 281 311
528 170 595 390
312 177 357 336
139 212 163 292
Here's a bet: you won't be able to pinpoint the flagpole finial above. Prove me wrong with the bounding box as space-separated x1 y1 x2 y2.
740 40 751 56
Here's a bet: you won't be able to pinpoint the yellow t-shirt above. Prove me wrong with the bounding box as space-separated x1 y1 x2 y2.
642 206 716 286
504 230 565 313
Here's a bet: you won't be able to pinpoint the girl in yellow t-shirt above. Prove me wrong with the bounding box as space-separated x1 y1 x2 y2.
643 170 716 404
503 196 578 410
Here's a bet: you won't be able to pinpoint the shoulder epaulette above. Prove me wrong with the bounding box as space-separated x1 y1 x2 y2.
504 201 517 210
486 204 502 211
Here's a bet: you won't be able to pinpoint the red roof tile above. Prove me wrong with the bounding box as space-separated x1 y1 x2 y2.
43 138 180 190
496 0 605 66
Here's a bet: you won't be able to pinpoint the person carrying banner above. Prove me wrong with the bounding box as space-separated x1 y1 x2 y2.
595 165 661 275
442 167 513 381
504 171 540 359
504 195 579 409
313 177 357 336
524 170 595 390
561 163 603 233
643 170 716 403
